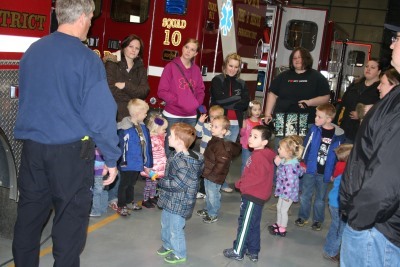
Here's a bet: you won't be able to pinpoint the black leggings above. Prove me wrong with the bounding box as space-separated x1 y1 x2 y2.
118 171 140 207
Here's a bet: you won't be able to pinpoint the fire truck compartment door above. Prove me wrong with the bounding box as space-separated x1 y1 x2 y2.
275 7 327 70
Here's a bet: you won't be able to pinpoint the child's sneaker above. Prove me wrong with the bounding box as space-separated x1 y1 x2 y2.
128 202 142 211
149 197 158 204
142 200 155 208
117 206 129 216
156 246 173 256
245 252 259 262
223 248 243 261
164 252 186 264
203 215 218 223
108 202 118 211
196 192 206 199
295 218 308 227
268 223 279 231
196 209 208 217
221 187 233 193
311 221 322 231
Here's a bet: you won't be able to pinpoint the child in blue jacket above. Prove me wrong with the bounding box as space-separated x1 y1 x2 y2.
295 103 344 231
117 99 153 216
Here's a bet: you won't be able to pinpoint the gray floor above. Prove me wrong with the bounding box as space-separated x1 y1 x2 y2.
0 153 338 267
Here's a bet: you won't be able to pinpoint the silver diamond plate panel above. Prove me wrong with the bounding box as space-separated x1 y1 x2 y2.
0 69 22 199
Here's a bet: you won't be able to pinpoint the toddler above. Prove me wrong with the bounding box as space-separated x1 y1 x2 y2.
141 114 168 208
195 105 224 199
90 147 109 217
156 123 204 264
239 100 263 174
268 136 305 237
196 115 241 223
224 125 275 262
322 144 353 262
117 99 153 216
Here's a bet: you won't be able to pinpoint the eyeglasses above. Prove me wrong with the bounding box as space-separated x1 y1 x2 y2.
391 36 400 43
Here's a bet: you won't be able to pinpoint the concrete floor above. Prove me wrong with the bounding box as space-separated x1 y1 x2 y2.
0 153 338 267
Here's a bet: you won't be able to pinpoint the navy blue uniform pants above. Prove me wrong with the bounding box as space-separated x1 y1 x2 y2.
233 197 263 256
12 140 94 267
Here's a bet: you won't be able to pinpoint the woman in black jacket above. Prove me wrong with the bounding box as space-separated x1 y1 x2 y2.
335 59 381 143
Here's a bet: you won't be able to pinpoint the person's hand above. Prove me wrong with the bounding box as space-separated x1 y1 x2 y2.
115 82 125 90
198 114 208 123
274 155 281 166
143 167 150 175
102 165 118 185
264 114 273 124
349 111 359 120
298 100 309 109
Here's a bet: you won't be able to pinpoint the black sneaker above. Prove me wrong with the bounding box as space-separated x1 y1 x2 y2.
142 200 155 208
203 215 218 223
295 218 308 227
312 221 322 231
149 197 158 205
196 209 208 217
223 248 243 261
156 246 173 256
245 252 259 262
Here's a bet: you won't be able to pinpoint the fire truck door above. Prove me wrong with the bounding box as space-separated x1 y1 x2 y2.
275 6 328 71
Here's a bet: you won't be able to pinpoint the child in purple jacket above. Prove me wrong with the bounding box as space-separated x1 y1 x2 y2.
268 135 305 237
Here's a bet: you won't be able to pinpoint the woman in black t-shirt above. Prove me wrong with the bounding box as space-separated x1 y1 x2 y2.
264 47 330 126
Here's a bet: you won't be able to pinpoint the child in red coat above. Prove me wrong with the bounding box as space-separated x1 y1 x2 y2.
223 125 276 262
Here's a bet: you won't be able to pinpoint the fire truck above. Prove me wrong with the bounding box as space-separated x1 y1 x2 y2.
0 0 371 238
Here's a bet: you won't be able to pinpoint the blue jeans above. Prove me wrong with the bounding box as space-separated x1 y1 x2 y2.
241 148 251 175
164 116 197 157
298 173 328 223
161 210 187 258
204 179 222 217
323 206 345 257
341 224 400 267
91 175 108 216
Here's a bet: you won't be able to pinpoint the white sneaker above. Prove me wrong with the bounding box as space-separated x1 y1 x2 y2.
221 187 233 193
196 192 206 199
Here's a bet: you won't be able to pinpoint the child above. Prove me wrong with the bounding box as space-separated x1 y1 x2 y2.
268 136 305 236
117 99 153 216
156 123 204 264
196 115 241 223
322 144 353 262
295 103 345 230
223 125 275 262
195 105 225 199
239 100 263 174
140 114 168 208
90 147 109 217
